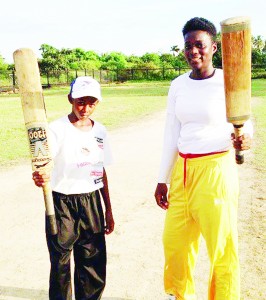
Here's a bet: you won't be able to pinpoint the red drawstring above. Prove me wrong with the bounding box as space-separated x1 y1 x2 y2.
179 151 227 186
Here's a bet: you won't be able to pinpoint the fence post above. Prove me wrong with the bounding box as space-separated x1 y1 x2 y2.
12 69 16 93
47 72 50 87
66 70 69 84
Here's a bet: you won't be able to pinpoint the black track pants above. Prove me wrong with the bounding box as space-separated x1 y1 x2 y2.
46 190 106 300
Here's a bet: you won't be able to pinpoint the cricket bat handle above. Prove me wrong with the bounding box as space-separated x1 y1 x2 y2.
43 182 57 235
234 124 244 164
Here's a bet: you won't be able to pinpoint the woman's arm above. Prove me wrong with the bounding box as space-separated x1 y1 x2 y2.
155 82 181 209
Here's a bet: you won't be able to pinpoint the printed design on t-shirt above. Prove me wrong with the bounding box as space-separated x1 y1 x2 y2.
81 147 90 155
76 135 103 165
94 177 103 184
95 136 104 149
76 135 104 170
90 161 104 185
90 170 103 177
77 161 92 168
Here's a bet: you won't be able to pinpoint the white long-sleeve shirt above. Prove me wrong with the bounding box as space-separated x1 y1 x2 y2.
158 69 253 183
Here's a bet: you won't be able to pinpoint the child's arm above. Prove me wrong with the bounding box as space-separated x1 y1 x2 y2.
100 168 115 234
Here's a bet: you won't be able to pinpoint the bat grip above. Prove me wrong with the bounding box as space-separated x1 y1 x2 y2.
42 183 58 235
234 124 244 165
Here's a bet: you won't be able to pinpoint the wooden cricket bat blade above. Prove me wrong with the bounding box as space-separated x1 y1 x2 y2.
13 48 57 235
220 17 252 164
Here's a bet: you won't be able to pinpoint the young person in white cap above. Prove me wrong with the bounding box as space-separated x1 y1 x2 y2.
32 76 114 300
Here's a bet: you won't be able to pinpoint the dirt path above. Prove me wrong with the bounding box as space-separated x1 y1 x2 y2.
0 111 265 300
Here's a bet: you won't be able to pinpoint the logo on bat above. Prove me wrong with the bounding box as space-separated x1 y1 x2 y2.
27 126 53 170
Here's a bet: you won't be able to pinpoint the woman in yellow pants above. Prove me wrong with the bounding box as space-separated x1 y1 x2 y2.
154 17 252 300
164 152 239 299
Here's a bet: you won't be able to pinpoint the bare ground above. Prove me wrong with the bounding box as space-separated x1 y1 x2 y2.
0 111 265 300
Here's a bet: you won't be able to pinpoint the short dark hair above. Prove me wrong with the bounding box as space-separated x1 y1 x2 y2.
182 17 217 39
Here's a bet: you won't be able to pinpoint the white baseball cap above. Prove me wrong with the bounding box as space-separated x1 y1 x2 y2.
69 76 102 101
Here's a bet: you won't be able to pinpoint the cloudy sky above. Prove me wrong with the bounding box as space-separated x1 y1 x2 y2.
1 0 265 63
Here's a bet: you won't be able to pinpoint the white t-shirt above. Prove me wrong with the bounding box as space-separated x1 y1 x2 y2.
158 69 253 183
48 116 113 195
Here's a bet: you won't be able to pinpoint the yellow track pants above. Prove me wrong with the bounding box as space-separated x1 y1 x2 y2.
163 151 240 300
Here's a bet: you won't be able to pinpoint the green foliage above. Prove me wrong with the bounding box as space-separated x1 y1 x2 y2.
170 45 180 56
0 55 10 83
0 55 8 72
39 44 63 72
82 51 101 70
252 36 265 53
100 52 128 70
160 53 175 67
126 55 142 68
35 44 190 75
159 53 188 69
172 51 188 68
141 53 161 66
1 34 265 83
213 33 222 67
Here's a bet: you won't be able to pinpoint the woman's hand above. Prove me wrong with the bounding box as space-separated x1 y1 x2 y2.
232 133 252 150
154 183 169 210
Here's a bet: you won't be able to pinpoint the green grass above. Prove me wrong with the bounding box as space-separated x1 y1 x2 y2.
251 79 266 170
0 81 170 166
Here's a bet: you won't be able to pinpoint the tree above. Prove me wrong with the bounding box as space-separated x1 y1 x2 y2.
160 53 175 67
213 32 222 68
59 48 76 69
82 51 101 70
252 35 266 65
68 48 86 70
170 45 180 56
0 54 9 83
126 55 142 68
100 52 128 70
0 54 8 72
141 53 161 67
252 36 265 52
39 44 62 74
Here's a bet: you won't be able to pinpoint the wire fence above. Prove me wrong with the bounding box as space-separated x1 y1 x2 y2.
0 65 265 93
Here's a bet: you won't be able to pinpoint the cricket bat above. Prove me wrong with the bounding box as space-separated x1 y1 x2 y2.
220 16 252 164
13 48 57 235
